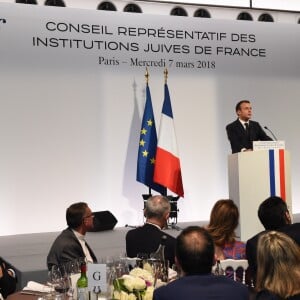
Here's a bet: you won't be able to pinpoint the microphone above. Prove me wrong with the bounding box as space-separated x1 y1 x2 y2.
264 126 278 141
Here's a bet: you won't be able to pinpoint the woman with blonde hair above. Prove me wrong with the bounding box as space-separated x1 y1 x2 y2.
256 231 300 299
206 199 246 260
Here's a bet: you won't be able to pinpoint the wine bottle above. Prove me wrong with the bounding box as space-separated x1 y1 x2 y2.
77 262 88 300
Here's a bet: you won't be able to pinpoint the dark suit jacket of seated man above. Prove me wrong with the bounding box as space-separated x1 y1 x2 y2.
126 195 176 267
47 202 97 270
153 226 249 300
226 100 272 153
0 257 17 299
246 196 300 284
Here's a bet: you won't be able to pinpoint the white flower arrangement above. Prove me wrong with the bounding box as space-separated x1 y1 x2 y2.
112 267 155 300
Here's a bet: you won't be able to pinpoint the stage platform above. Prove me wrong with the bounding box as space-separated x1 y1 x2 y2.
1 214 299 291
0 222 204 291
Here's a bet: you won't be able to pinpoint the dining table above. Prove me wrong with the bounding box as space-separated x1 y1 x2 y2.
6 290 108 300
7 291 68 300
7 291 39 300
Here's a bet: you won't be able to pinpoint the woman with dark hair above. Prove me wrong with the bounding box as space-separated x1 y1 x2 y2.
256 231 300 299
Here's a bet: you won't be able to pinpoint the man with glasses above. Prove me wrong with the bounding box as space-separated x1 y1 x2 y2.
47 202 98 270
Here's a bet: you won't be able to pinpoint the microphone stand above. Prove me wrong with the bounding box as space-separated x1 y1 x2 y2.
168 223 182 231
264 126 278 141
125 224 138 229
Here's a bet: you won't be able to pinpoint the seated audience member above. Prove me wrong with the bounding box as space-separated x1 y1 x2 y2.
153 226 249 300
246 196 300 283
206 199 246 260
255 231 300 300
126 195 176 266
0 257 16 299
47 202 97 270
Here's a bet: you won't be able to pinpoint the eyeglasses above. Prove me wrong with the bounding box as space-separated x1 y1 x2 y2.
83 213 94 219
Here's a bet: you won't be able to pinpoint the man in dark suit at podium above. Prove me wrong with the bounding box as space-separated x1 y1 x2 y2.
226 100 272 153
246 196 300 284
126 195 176 266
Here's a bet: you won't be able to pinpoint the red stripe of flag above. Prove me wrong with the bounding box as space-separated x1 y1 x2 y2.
279 149 286 201
155 147 184 197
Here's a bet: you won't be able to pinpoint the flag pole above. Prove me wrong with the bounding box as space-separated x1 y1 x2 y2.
164 68 168 84
145 67 152 197
145 67 149 84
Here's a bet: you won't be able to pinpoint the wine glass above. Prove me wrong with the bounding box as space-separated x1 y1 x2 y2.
136 253 149 269
114 260 129 277
48 265 67 295
64 258 83 297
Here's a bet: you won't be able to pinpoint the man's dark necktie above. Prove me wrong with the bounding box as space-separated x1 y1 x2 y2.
245 122 250 138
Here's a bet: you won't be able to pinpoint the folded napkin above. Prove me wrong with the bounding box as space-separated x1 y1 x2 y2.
168 268 177 280
70 273 81 299
23 281 55 293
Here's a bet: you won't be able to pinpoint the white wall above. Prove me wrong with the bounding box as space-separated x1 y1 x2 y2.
0 3 299 235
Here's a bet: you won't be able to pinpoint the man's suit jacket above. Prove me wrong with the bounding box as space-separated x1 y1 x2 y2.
246 223 300 282
153 274 249 300
0 257 17 298
226 119 272 153
47 227 97 270
125 223 176 266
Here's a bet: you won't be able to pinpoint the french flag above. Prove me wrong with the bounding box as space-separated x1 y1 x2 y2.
154 83 184 197
269 149 286 200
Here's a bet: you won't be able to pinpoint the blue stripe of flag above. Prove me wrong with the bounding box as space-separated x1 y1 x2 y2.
162 84 173 118
269 150 276 196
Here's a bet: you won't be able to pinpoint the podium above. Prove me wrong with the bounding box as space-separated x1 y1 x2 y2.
228 149 291 241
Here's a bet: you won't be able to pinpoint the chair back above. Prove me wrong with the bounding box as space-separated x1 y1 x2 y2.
219 259 249 284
